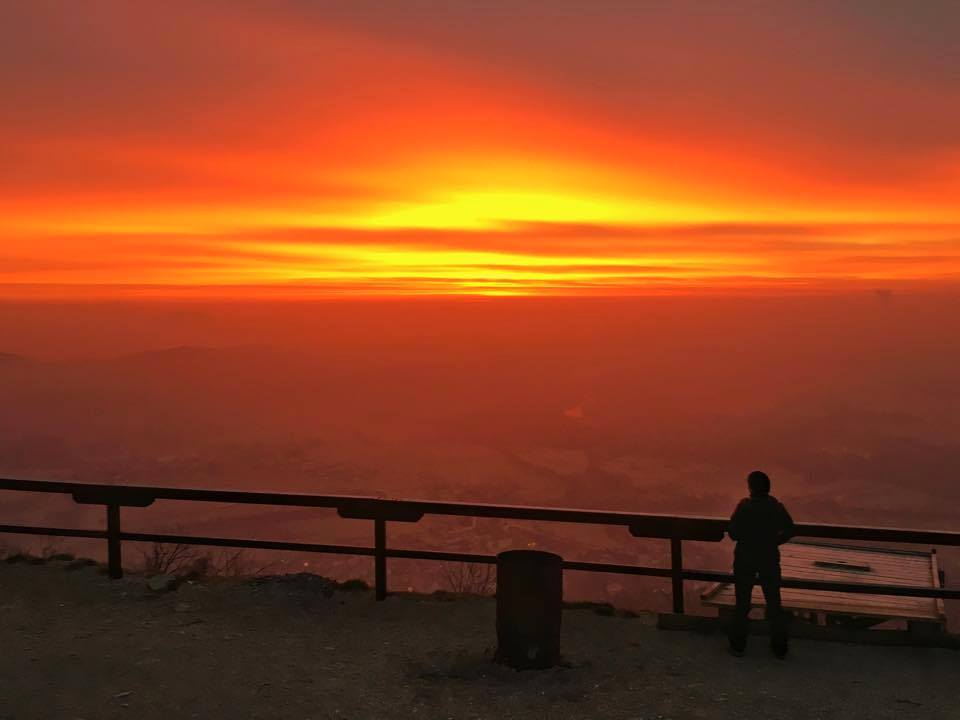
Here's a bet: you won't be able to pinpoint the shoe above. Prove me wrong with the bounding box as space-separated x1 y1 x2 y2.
771 644 788 660
728 645 745 658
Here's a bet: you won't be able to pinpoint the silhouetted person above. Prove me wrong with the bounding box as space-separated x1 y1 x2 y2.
727 470 794 658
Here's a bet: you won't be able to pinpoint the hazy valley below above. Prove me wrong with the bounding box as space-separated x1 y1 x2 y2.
1 295 958 620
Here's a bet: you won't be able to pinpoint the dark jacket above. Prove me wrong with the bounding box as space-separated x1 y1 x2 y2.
728 494 795 563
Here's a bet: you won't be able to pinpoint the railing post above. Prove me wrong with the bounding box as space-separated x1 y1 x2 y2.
374 518 387 601
670 536 684 614
106 502 123 579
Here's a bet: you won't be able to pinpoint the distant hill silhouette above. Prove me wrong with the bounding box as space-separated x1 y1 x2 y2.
0 352 31 367
115 345 233 364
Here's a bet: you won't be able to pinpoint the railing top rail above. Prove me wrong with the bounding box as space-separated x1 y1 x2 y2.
2 476 958 546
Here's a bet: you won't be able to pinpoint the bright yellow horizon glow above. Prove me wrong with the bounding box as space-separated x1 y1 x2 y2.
7 180 958 240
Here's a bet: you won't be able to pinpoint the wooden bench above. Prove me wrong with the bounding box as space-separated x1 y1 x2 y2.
701 540 947 633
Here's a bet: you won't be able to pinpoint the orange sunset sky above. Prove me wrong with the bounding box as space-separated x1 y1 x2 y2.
2 1 959 297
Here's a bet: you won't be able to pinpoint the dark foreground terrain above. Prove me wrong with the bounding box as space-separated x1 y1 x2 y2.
1 560 957 720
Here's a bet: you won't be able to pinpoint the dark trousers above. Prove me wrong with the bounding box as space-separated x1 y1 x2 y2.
728 556 788 653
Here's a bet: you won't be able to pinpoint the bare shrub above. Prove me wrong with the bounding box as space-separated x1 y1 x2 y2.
0 540 75 563
183 549 272 580
139 542 200 576
39 540 64 560
212 549 254 577
441 562 496 596
139 542 271 579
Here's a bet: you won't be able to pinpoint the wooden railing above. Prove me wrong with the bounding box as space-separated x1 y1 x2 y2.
1 477 958 613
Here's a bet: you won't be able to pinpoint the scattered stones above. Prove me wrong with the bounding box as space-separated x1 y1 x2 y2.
65 558 99 572
338 578 370 592
146 575 177 593
251 572 338 598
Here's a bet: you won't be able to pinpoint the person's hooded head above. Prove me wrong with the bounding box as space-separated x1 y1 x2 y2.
747 470 771 497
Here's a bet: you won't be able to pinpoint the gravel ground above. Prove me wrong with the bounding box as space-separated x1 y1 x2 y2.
1 560 958 720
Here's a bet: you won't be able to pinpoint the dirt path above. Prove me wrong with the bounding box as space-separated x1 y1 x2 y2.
1 560 957 719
